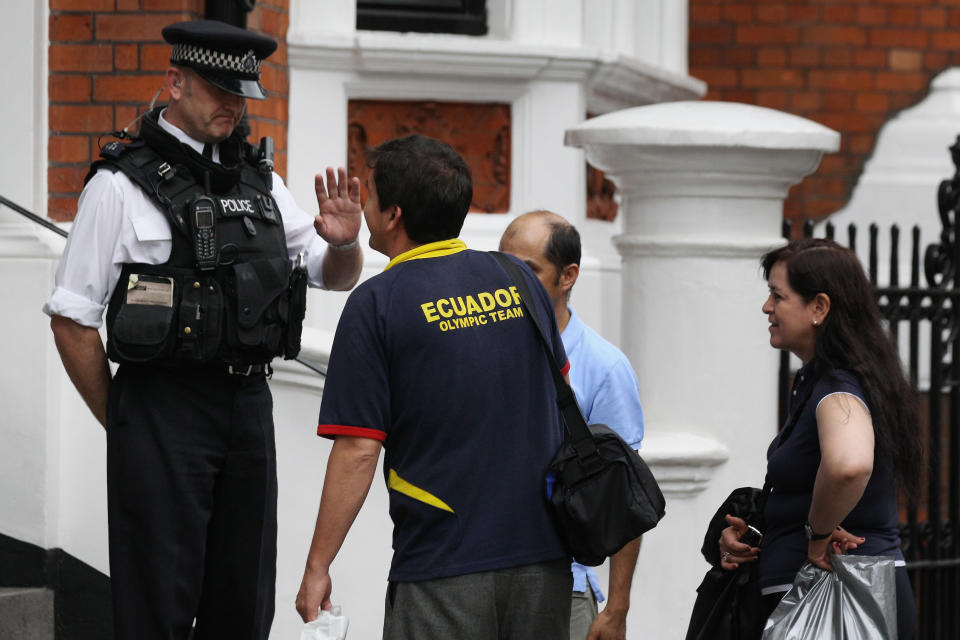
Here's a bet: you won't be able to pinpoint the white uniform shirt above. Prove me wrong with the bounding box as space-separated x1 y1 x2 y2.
43 111 329 328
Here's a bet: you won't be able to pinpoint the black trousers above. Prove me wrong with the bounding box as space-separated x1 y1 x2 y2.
106 364 278 640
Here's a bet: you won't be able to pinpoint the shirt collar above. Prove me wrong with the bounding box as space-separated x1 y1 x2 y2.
561 306 585 352
158 109 214 160
794 361 814 387
384 239 467 271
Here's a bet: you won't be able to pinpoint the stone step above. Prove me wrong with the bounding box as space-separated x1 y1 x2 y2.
0 587 54 640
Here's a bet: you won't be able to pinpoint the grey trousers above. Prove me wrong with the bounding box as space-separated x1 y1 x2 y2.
383 559 572 640
569 585 598 640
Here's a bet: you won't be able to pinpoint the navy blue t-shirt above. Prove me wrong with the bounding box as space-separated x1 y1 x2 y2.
318 242 570 582
759 365 903 590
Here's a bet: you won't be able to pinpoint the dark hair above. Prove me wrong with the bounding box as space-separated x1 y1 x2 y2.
544 219 581 284
366 134 473 244
761 238 922 497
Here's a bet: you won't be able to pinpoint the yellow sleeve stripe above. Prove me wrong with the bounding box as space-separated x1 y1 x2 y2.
387 468 455 513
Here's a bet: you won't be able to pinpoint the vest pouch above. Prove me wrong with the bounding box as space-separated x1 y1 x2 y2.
284 264 307 359
176 275 224 362
108 273 177 362
233 257 291 360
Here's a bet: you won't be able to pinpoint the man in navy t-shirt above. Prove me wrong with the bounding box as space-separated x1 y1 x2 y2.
295 134 573 639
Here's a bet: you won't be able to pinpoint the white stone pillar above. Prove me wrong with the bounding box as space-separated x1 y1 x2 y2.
565 102 839 639
0 0 59 553
288 0 355 40
631 0 689 75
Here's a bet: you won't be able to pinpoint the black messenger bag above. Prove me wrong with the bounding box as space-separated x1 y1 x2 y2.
491 252 666 566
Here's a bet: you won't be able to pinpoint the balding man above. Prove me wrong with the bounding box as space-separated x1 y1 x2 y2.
500 210 644 640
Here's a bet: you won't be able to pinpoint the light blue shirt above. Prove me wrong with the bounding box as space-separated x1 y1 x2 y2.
562 308 645 601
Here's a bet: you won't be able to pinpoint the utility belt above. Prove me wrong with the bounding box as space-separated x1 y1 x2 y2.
106 256 307 368
118 361 273 378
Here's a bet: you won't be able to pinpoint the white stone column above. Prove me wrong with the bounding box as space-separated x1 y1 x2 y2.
288 0 355 40
0 0 60 554
565 102 839 639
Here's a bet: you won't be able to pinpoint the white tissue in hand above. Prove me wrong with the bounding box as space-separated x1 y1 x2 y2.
300 606 349 640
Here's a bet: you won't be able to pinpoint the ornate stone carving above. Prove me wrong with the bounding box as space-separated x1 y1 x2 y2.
586 164 618 221
347 100 511 213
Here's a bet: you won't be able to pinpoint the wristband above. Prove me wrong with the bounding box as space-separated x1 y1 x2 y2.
328 239 358 251
804 522 832 541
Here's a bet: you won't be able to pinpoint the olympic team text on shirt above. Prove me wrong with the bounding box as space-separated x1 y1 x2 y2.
420 286 524 332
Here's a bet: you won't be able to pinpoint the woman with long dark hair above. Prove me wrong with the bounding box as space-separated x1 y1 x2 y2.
718 238 921 638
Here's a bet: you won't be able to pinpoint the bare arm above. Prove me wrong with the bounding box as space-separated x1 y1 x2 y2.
296 435 382 622
314 168 363 291
587 536 640 640
807 393 873 569
50 315 111 428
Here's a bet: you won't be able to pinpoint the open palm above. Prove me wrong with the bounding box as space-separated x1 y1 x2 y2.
314 167 361 245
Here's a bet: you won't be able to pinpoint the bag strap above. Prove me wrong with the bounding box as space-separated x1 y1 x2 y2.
489 251 599 461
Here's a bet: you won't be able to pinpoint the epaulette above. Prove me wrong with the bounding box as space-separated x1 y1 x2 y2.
84 140 193 238
85 139 147 185
99 138 145 159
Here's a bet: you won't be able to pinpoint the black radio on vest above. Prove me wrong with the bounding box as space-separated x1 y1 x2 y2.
191 195 218 270
258 136 274 190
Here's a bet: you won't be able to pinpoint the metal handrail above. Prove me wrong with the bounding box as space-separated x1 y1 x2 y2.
1 193 325 377
0 194 68 238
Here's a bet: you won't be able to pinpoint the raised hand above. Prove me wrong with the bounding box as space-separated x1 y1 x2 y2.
314 167 361 246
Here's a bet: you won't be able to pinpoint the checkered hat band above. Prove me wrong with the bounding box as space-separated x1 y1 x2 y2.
171 43 261 76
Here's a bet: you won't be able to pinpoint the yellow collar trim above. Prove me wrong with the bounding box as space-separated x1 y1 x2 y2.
384 239 467 271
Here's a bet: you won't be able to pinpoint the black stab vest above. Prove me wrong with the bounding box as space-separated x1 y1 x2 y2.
96 113 306 368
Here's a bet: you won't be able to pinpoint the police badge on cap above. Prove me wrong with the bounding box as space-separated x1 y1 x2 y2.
162 20 277 100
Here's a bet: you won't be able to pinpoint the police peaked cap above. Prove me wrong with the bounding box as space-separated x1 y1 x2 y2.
163 20 277 100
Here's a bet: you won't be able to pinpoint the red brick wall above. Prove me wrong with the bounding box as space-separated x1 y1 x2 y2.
689 1 960 224
48 0 290 222
244 2 289 182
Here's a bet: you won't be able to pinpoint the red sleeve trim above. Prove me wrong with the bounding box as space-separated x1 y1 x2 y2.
317 424 387 441
561 360 570 377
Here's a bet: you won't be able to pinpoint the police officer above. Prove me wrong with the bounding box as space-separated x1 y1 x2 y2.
43 20 363 640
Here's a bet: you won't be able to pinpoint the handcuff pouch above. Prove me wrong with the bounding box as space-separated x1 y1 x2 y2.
231 257 290 361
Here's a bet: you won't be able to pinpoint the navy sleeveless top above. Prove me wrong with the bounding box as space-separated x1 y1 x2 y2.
759 365 903 590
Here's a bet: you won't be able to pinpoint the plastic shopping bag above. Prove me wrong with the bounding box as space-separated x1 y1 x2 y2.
300 606 349 640
762 555 897 640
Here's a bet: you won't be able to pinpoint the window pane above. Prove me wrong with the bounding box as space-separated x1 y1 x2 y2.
357 0 487 35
